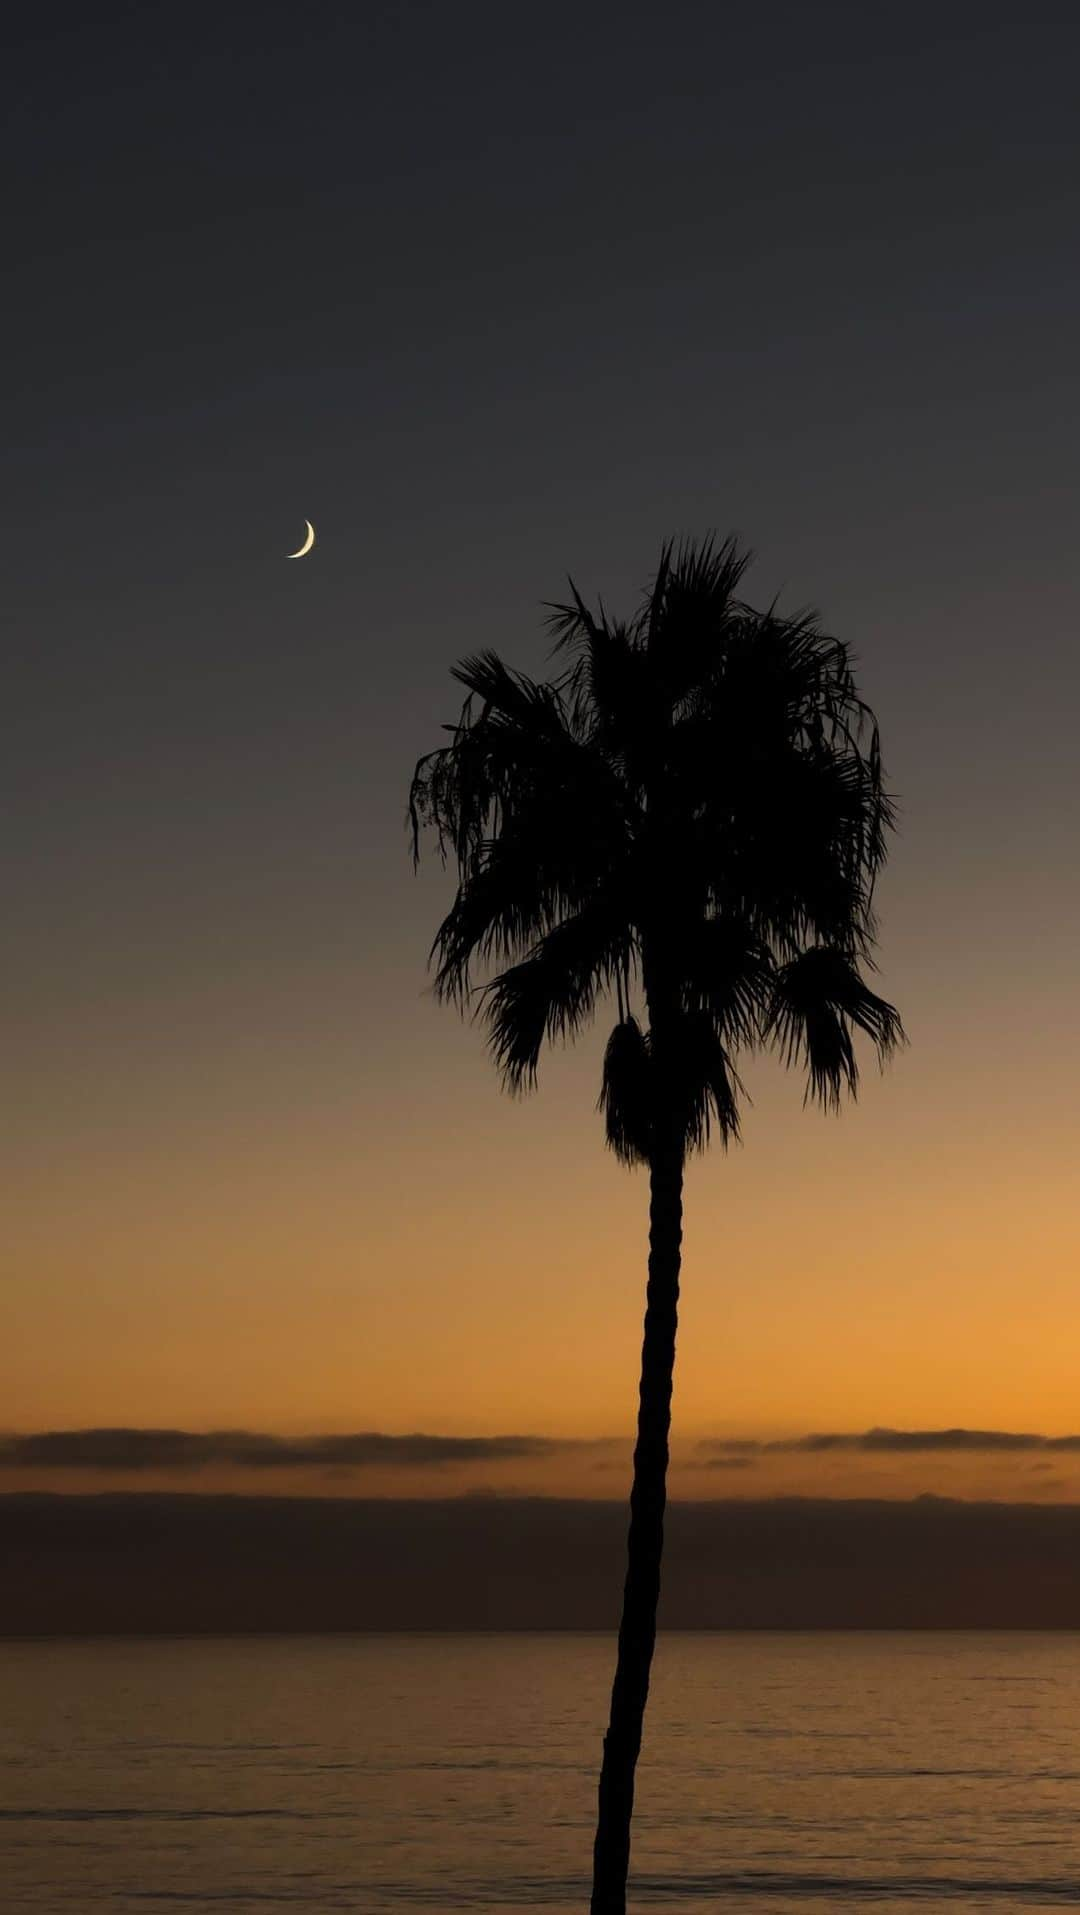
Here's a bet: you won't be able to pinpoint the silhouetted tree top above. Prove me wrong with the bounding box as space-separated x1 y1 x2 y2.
410 536 903 1165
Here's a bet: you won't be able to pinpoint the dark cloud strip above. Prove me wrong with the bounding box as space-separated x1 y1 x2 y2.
0 1428 607 1471
7 1494 1080 1633
699 1427 1080 1456
8 1427 1079 1474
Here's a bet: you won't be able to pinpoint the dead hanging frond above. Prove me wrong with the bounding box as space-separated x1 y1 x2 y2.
599 1010 744 1164
599 1018 653 1167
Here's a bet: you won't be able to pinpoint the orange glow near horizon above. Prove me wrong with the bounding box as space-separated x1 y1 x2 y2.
5 852 1079 1506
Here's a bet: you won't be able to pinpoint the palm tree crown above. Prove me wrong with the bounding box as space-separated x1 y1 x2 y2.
410 535 903 1147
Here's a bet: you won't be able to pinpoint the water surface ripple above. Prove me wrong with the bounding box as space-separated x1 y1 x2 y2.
3 1632 1080 1911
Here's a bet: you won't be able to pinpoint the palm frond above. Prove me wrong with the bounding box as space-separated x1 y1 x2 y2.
450 650 569 732
483 905 633 1091
670 1010 743 1152
544 579 610 655
766 946 905 1109
431 841 585 1006
680 916 773 1047
640 535 755 704
411 674 629 1004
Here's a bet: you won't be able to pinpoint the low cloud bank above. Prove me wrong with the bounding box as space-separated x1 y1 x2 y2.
700 1427 1080 1457
5 1493 1080 1633
0 1428 600 1471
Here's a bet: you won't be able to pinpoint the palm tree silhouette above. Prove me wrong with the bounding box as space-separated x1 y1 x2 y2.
409 536 903 1914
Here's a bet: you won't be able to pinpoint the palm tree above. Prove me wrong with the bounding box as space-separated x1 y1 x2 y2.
409 536 903 1914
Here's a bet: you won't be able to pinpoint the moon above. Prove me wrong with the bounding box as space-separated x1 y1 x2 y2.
288 520 315 559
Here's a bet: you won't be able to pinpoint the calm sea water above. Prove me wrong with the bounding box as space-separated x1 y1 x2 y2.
3 1632 1080 1911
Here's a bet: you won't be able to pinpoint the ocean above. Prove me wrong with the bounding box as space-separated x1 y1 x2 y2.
3 1632 1079 1911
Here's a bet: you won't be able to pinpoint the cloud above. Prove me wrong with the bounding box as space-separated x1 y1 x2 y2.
0 1428 605 1472
9 1427 1078 1478
698 1427 1080 1456
7 1492 1080 1633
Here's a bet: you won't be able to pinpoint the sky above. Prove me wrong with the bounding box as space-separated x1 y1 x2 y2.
5 1 1080 1544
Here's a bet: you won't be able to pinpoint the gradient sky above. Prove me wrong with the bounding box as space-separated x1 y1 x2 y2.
5 2 1080 1508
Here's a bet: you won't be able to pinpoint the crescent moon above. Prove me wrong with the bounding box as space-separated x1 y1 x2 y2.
288 520 315 559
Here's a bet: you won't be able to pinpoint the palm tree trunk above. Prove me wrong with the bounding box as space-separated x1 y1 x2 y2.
589 1129 684 1914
